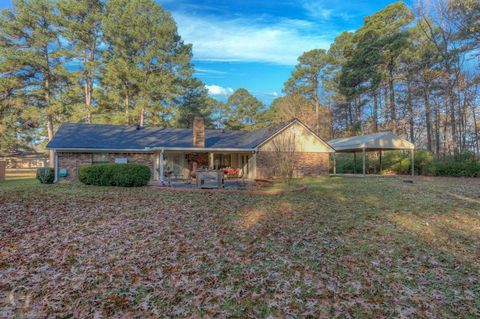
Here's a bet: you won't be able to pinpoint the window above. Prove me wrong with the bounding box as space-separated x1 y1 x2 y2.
92 153 109 164
214 154 231 169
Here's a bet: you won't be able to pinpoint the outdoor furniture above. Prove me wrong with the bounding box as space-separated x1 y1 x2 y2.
164 168 173 186
196 169 225 188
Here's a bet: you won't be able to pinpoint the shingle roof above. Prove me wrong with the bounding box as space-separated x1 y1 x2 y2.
46 119 297 151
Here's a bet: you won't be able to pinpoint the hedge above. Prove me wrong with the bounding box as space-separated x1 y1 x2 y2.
79 163 151 187
36 167 55 184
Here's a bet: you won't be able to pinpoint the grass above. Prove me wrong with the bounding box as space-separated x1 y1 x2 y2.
1 177 479 318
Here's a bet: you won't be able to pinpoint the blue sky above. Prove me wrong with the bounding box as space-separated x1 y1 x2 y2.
159 0 413 105
0 0 412 105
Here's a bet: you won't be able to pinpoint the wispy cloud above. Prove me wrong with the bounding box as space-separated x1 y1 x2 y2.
302 2 334 19
301 0 357 22
173 12 333 65
205 84 234 97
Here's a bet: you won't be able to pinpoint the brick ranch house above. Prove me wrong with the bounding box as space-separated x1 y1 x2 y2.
46 118 334 183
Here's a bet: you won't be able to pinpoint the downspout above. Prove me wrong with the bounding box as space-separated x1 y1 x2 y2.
53 151 58 183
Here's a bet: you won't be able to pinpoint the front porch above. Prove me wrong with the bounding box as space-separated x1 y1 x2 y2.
152 150 257 186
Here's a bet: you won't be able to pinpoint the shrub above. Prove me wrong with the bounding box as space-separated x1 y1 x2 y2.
36 167 55 184
433 155 480 177
79 163 151 187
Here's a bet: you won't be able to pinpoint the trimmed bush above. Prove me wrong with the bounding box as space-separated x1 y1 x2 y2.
79 163 151 187
36 167 55 184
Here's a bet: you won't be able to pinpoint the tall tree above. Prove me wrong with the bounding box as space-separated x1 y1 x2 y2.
174 78 213 128
101 0 193 126
449 0 480 55
264 93 317 130
0 0 71 164
284 49 331 136
222 88 264 130
58 0 103 123
417 0 463 154
353 1 414 133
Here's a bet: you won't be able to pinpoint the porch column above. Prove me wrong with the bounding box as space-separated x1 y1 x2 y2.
411 149 414 177
209 152 214 169
362 148 366 176
154 151 159 181
250 152 257 179
159 149 165 185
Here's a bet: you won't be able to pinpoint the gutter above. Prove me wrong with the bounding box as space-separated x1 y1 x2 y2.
47 147 256 153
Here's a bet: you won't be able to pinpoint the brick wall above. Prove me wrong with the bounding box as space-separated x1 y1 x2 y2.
57 152 155 182
256 151 329 179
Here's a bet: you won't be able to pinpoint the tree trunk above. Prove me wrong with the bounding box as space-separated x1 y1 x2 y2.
434 102 440 157
384 84 389 129
140 106 145 127
472 102 479 155
313 76 320 135
124 91 130 125
373 91 378 132
448 83 458 154
84 48 93 124
424 84 432 152
389 65 396 134
407 82 414 143
44 46 54 167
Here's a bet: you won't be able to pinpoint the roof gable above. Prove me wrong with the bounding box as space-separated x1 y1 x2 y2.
258 120 334 153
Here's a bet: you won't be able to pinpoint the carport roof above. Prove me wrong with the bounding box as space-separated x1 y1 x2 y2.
329 131 414 153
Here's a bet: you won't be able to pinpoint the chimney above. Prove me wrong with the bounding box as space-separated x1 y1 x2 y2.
193 117 205 148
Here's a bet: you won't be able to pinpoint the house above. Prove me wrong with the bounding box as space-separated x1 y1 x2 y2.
0 151 48 168
46 118 334 183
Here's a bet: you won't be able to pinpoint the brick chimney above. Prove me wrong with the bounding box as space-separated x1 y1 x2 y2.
193 117 205 148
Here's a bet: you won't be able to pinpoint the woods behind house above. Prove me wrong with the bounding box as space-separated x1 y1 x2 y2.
0 0 479 169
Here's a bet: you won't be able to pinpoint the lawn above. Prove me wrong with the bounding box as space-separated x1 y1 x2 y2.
0 177 479 318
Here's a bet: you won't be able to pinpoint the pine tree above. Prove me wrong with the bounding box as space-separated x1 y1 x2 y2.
0 0 71 164
101 0 194 126
284 49 331 136
58 0 103 124
223 88 264 130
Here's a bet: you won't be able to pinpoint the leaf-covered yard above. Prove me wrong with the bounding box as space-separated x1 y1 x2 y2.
1 177 479 318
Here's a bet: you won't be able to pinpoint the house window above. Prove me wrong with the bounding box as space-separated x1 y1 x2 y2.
92 153 109 164
214 154 231 169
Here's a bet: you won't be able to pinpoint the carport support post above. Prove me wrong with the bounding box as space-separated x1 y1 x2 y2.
411 149 414 177
160 149 165 185
353 152 356 174
362 148 366 176
379 150 382 174
333 153 336 175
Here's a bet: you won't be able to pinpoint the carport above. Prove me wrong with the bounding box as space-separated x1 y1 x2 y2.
329 132 415 176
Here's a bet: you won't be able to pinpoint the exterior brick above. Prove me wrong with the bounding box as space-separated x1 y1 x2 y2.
57 152 155 182
256 151 329 179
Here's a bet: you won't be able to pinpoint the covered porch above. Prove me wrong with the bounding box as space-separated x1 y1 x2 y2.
152 150 257 185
